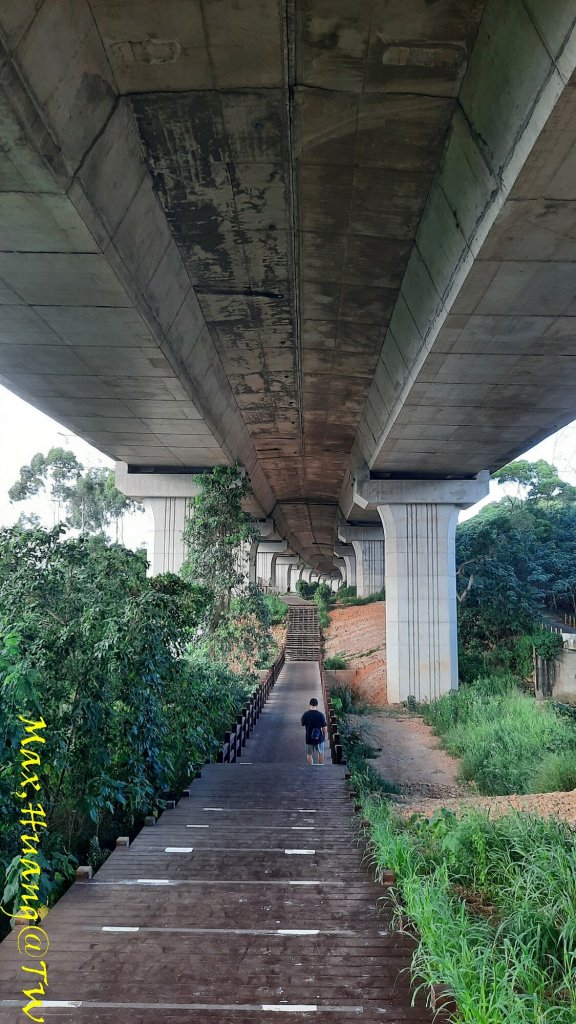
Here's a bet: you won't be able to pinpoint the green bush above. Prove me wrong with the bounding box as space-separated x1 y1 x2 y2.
421 674 576 795
295 580 319 600
262 593 288 624
337 585 357 599
339 588 385 607
0 527 253 930
324 654 348 670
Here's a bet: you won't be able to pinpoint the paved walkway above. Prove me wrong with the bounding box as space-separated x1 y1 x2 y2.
0 662 434 1023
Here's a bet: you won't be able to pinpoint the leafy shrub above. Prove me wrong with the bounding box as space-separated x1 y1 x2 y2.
262 593 288 624
0 527 254 929
324 654 348 670
337 585 357 599
296 580 319 600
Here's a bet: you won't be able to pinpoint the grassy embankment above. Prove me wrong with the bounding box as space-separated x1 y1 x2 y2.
335 679 576 1024
422 674 576 795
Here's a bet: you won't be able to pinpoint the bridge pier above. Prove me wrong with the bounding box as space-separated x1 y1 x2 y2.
255 540 288 587
272 554 300 593
334 543 356 589
355 473 489 703
247 520 277 585
338 524 384 597
116 462 200 575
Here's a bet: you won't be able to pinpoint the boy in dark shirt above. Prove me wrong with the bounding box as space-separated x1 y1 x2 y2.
301 698 327 765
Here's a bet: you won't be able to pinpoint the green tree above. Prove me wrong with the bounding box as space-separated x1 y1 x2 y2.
182 465 274 672
182 465 256 622
9 449 140 535
494 459 576 502
9 447 82 519
456 465 576 678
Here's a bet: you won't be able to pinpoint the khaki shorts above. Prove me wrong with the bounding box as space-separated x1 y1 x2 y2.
306 742 325 755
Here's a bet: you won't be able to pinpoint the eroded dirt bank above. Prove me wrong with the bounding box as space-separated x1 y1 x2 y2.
324 602 387 703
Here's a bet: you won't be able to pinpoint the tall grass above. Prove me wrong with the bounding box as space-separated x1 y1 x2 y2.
421 675 576 795
363 799 576 1023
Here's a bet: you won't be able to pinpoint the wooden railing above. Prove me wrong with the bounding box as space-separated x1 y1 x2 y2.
217 649 285 763
320 664 344 764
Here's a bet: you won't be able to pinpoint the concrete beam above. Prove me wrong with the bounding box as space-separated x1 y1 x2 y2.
350 3 576 484
116 461 202 500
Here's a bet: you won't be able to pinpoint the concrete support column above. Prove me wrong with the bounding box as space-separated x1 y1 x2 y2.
288 562 303 592
143 497 189 575
257 540 288 587
115 462 200 576
334 543 356 588
248 520 277 585
333 556 347 584
355 472 489 703
273 555 299 593
338 524 384 597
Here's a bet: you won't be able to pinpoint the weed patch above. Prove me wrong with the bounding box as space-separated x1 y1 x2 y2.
324 654 348 669
421 675 576 795
363 799 576 1023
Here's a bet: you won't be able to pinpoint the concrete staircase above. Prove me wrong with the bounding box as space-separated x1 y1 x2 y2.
285 604 322 661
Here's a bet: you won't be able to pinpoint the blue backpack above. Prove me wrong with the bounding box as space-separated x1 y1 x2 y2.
310 725 323 745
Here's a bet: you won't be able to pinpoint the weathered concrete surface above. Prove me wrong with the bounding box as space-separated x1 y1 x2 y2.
356 474 490 702
1 2 576 571
346 2 576 499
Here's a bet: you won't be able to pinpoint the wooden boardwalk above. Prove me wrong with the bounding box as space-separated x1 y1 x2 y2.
0 661 435 1023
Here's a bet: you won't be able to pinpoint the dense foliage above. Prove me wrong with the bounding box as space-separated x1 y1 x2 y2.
262 594 289 625
0 527 252 931
295 579 319 600
182 465 274 672
457 461 576 678
183 464 255 619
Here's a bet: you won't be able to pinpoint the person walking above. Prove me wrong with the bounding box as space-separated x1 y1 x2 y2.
301 697 327 765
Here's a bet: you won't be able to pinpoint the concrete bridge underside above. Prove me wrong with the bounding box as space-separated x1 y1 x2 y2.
2 2 576 698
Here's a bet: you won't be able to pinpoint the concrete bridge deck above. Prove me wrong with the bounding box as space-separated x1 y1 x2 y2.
0 661 434 1023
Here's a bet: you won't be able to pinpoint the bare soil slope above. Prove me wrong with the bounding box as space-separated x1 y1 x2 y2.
325 604 576 824
358 711 576 825
325 602 387 704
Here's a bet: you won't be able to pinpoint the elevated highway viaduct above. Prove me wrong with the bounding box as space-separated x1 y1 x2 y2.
1 1 576 700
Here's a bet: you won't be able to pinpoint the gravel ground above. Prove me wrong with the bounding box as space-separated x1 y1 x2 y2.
395 789 576 823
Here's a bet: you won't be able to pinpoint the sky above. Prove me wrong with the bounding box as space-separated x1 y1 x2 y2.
2 382 576 548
